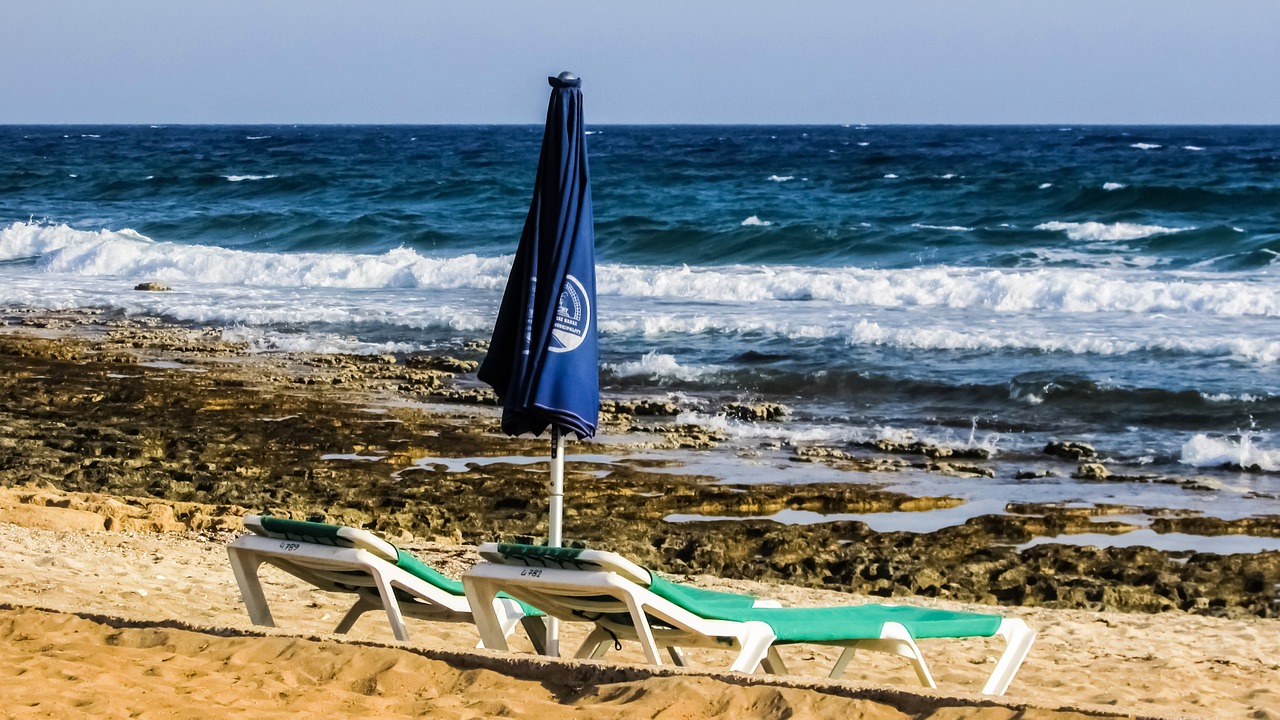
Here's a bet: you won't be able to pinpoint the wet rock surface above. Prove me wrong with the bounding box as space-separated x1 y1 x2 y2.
1044 440 1097 461
1 313 1278 619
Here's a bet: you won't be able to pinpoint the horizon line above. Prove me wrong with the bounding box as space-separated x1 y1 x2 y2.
4 121 1280 128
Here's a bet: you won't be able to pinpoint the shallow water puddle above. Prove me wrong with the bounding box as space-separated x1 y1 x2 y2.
1017 530 1280 554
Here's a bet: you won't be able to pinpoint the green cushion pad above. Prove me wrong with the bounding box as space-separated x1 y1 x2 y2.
649 569 999 642
646 574 762 610
393 549 466 595
495 543 588 565
258 516 347 545
698 604 1003 643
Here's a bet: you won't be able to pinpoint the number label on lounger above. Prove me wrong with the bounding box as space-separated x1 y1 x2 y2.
520 568 543 577
279 542 301 552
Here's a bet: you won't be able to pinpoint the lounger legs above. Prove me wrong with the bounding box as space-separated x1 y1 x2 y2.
569 618 772 675
575 627 612 660
334 596 380 634
729 622 778 674
520 615 549 655
623 594 664 665
826 619 1036 696
828 623 936 688
368 568 412 641
982 618 1036 696
226 548 276 628
666 646 688 666
761 646 789 675
463 577 514 652
459 580 545 651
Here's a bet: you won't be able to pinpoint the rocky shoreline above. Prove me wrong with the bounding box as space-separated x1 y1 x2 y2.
2 307 1278 618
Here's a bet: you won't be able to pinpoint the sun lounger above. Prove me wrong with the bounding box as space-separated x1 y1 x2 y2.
227 515 544 650
462 543 1034 695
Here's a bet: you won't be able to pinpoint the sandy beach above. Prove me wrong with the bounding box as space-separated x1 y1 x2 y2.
1 487 1277 719
1 315 1278 718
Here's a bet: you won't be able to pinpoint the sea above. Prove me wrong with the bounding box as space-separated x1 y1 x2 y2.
2 125 1279 543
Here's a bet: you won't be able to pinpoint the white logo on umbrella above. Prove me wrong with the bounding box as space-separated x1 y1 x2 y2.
550 275 590 353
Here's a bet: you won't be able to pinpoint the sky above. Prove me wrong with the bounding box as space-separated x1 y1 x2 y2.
3 1 1279 124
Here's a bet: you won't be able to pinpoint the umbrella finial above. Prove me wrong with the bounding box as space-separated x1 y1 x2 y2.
549 71 581 88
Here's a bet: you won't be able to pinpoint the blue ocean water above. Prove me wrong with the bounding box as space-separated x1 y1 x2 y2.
2 125 1280 518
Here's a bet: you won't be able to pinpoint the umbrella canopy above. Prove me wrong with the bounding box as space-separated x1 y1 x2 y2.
478 72 599 440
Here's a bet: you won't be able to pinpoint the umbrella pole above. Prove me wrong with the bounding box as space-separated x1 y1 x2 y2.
546 426 565 655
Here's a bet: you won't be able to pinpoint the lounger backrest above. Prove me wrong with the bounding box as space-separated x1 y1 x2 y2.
245 515 399 564
243 515 473 598
478 542 652 587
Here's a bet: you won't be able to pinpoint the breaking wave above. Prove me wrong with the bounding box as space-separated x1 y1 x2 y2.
5 223 1280 319
1180 434 1280 472
1035 221 1193 242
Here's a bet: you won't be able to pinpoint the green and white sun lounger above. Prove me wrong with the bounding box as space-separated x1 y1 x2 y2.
463 543 1034 695
227 515 544 650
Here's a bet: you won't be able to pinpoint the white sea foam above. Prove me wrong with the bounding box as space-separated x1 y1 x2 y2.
1102 182 1127 191
224 174 278 182
604 351 721 381
831 320 1280 363
674 412 1001 455
220 327 422 355
1183 145 1205 151
883 174 898 179
594 309 1280 363
1131 143 1161 150
767 175 794 182
0 222 154 260
1035 221 1192 242
939 173 958 179
8 221 1280 346
912 223 973 232
1201 392 1263 403
0 221 513 291
1038 183 1053 189
741 216 772 227
1180 434 1280 472
676 411 859 444
857 142 869 146
1029 247 1166 269
245 136 271 140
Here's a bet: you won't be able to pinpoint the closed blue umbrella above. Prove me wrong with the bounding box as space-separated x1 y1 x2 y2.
479 71 598 442
478 72 599 654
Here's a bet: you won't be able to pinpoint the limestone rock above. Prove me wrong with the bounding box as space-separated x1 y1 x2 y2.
1045 440 1097 460
604 399 681 417
721 402 790 422
1075 462 1112 480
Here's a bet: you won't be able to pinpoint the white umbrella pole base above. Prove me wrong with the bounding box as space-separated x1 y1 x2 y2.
545 427 566 656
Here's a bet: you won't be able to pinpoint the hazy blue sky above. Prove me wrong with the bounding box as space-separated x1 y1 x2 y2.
4 1 1279 124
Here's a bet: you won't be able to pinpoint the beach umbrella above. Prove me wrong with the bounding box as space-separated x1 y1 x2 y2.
478 71 599 654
